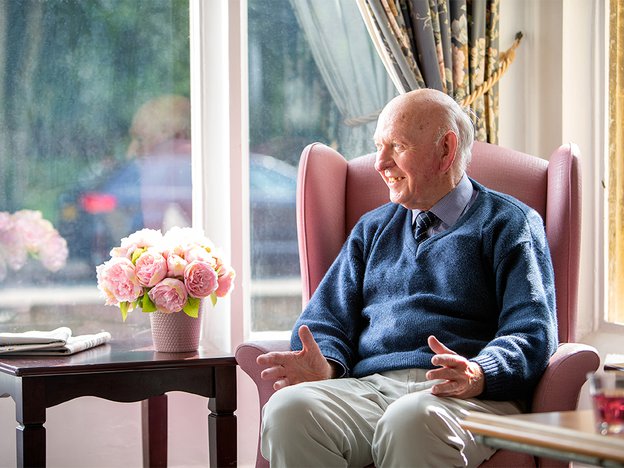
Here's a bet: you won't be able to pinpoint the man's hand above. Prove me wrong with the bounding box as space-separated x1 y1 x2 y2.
256 325 335 391
426 335 485 399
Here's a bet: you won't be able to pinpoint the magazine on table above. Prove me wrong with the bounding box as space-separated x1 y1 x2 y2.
605 354 624 371
0 327 111 355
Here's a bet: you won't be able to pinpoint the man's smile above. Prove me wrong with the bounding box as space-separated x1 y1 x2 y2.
387 176 406 184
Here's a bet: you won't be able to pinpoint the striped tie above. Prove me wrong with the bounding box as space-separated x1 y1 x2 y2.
414 211 438 244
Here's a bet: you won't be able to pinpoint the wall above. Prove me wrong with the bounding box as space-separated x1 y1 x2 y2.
500 0 616 412
499 0 606 341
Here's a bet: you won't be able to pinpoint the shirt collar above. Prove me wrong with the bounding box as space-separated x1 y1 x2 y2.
412 173 474 228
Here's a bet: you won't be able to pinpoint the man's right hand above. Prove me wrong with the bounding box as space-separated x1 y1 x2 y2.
256 325 336 390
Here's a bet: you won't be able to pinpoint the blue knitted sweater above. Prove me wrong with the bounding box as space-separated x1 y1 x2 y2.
291 179 558 401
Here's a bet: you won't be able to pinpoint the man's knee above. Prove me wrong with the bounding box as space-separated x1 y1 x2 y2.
261 383 359 467
372 392 460 466
377 391 442 434
262 384 317 436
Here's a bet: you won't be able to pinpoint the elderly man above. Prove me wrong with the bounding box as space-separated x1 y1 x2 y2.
257 89 557 467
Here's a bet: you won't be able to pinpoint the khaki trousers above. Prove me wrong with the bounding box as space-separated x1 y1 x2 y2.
261 368 521 468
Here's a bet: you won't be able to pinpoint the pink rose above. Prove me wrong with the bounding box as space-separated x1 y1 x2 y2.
135 248 168 287
164 227 214 251
96 257 143 305
184 261 218 298
185 245 213 264
0 213 27 270
148 278 188 313
215 265 235 297
39 233 69 271
12 210 51 252
166 252 188 277
110 228 163 259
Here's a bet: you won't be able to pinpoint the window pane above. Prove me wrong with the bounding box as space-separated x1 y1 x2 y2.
247 0 392 333
0 0 190 337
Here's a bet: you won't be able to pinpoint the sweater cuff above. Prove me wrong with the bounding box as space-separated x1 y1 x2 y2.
326 357 347 378
470 354 502 398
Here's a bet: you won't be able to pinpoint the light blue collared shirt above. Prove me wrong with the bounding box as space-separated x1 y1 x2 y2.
411 173 477 237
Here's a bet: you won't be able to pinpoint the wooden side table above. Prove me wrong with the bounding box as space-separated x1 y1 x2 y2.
461 410 624 467
0 339 237 467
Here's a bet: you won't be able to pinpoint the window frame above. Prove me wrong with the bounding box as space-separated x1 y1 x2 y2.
191 0 250 351
602 0 624 332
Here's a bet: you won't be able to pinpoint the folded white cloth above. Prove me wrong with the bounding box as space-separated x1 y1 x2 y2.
0 327 111 355
0 327 72 345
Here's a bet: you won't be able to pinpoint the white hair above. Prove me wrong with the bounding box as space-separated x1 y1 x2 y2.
434 97 475 175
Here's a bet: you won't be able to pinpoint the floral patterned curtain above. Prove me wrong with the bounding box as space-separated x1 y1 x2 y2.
608 0 624 324
356 0 501 143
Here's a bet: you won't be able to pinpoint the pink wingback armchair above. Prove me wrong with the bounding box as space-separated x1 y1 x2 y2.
236 141 600 468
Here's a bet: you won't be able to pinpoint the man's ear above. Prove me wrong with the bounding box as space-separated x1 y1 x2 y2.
438 130 458 173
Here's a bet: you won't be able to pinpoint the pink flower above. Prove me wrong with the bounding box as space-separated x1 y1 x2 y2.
98 226 235 319
185 245 214 264
0 210 68 275
215 265 235 297
12 210 51 253
166 252 188 277
148 277 188 313
39 234 69 272
96 257 143 305
110 228 162 259
184 261 218 298
164 227 214 251
0 213 27 271
135 248 168 287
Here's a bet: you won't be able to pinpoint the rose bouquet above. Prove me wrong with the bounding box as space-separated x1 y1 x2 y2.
96 227 235 321
0 210 68 281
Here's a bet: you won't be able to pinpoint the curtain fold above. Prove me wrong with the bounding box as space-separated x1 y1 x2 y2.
289 0 398 157
356 0 502 143
608 0 624 324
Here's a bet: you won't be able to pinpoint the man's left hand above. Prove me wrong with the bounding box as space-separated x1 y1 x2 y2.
426 335 485 399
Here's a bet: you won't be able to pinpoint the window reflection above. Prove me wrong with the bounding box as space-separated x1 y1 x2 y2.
0 0 190 338
248 0 396 333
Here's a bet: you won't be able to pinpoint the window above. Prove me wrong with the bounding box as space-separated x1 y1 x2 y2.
0 0 190 337
0 0 393 341
247 0 396 334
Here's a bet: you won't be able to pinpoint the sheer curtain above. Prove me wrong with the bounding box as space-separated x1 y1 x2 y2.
289 0 398 157
608 0 624 324
355 0 503 143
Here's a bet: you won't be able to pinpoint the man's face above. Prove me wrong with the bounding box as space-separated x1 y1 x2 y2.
373 102 444 211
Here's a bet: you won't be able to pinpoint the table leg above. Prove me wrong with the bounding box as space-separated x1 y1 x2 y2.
15 378 46 468
16 424 46 468
208 366 237 468
142 394 168 468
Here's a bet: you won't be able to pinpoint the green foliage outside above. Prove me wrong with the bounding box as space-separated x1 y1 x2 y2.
0 0 190 221
248 0 342 167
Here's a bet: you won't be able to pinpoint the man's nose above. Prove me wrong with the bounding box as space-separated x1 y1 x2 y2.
374 146 392 172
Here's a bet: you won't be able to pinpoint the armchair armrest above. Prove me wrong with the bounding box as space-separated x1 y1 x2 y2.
531 342 600 413
235 340 290 468
235 340 290 406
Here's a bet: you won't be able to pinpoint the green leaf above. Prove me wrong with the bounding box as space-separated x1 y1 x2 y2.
183 296 201 318
210 293 217 307
141 294 157 312
120 302 129 322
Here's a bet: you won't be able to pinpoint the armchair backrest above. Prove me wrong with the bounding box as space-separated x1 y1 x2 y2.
296 141 582 343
